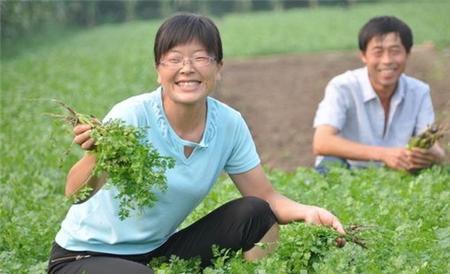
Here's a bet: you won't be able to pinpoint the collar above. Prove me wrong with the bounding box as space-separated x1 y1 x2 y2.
152 87 217 149
360 66 405 103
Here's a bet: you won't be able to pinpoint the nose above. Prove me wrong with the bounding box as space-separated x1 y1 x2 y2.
179 58 194 72
381 51 393 64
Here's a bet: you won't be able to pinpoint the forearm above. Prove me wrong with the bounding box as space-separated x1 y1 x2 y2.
265 193 345 234
231 166 345 233
65 153 107 197
264 192 310 224
232 167 307 224
314 133 385 162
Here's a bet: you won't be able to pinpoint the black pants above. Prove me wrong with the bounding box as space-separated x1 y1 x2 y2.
48 196 277 274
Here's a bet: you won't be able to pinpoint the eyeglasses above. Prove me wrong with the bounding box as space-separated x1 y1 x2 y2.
159 56 216 69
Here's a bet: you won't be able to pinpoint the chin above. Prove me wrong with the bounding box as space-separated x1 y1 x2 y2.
378 75 400 87
175 94 207 105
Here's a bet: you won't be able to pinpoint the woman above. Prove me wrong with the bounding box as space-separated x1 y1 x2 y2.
48 13 345 274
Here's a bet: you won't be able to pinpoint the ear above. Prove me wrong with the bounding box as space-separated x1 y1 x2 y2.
156 70 162 84
216 68 222 81
359 51 368 65
216 61 223 81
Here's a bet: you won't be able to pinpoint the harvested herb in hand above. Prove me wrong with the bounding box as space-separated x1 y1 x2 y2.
407 124 444 149
52 100 175 220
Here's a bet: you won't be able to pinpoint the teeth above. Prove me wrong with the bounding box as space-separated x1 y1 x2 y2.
177 81 199 87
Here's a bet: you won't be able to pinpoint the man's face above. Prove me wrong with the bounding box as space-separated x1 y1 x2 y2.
360 32 409 95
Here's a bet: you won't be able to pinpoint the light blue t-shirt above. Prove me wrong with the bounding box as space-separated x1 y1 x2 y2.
313 67 435 168
55 87 260 254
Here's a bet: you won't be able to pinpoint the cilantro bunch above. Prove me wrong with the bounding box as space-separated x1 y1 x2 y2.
92 120 175 219
53 100 175 220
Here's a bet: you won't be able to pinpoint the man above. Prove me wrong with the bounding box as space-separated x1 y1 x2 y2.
312 16 445 173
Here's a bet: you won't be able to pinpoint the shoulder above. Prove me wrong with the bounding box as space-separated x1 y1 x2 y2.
327 68 363 93
111 92 156 112
321 68 365 103
207 97 250 140
103 89 159 123
401 74 430 96
208 96 244 122
330 68 362 85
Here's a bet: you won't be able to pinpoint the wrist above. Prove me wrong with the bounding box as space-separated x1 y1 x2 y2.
295 203 311 221
371 146 385 162
433 147 446 164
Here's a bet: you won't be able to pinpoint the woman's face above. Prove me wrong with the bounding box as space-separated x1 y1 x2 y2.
156 40 222 107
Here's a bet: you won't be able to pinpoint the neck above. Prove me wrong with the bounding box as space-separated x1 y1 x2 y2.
372 82 396 137
372 81 397 103
163 97 207 142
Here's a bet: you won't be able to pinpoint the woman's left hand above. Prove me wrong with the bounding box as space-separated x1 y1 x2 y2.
301 205 346 234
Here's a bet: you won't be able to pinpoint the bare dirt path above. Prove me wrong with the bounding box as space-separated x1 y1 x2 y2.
215 45 450 171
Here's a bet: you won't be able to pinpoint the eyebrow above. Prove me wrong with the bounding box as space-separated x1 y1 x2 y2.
370 46 383 51
167 48 207 54
370 44 402 51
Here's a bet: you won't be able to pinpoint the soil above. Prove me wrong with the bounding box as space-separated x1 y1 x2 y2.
215 44 450 171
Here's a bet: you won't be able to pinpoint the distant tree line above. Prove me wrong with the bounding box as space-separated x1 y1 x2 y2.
1 0 365 42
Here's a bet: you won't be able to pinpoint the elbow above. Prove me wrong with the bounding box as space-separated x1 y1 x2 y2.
64 170 76 197
312 143 321 156
64 180 75 198
65 171 81 198
312 139 326 156
313 126 336 156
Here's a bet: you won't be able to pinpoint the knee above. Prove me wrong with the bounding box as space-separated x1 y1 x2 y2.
234 196 276 223
316 156 350 174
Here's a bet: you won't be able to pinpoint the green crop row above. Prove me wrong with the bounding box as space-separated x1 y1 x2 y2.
1 2 449 273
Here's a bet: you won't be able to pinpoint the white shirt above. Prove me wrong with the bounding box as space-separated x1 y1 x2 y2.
313 67 435 168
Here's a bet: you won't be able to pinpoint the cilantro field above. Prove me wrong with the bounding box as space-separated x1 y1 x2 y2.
1 2 450 273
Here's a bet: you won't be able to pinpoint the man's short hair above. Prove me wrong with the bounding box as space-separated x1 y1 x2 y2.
358 16 413 53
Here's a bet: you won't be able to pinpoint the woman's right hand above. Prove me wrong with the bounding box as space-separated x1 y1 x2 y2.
73 124 96 150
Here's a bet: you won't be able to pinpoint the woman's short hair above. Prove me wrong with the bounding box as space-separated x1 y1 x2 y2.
358 16 413 53
154 13 223 65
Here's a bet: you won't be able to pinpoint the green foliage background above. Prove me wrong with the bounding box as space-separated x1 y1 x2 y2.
1 2 449 273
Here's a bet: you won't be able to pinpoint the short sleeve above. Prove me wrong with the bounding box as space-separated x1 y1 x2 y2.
224 115 260 174
414 87 435 135
313 80 348 131
102 102 140 127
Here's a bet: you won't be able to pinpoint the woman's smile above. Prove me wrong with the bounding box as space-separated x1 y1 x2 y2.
175 80 202 89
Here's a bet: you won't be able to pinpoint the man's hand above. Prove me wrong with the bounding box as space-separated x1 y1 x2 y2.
407 144 445 171
379 147 411 170
407 148 434 169
381 143 445 172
